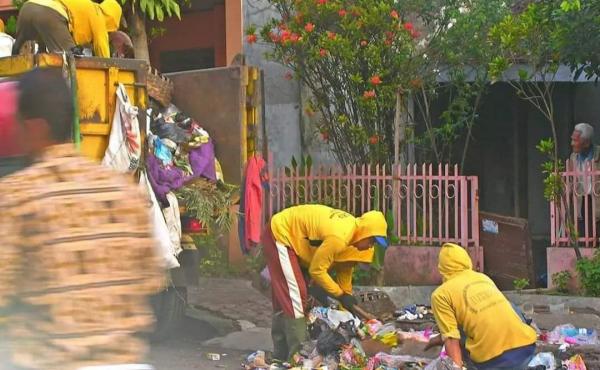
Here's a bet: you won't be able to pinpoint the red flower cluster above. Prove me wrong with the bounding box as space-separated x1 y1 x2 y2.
390 10 399 19
338 9 347 17
319 48 328 57
404 22 419 38
363 90 376 99
305 22 315 32
246 34 257 44
369 135 379 145
370 75 382 85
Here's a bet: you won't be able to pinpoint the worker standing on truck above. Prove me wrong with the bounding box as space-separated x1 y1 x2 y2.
263 204 388 361
0 68 162 370
12 0 121 57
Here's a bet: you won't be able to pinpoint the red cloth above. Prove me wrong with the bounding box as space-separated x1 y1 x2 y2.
244 156 267 246
0 82 24 157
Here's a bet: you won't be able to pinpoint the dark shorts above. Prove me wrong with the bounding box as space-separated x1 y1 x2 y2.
12 2 75 55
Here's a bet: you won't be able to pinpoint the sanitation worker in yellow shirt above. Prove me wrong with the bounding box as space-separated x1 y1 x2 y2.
13 0 121 57
427 243 537 370
262 204 388 361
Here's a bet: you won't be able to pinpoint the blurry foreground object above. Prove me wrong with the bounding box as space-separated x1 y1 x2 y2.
0 68 163 370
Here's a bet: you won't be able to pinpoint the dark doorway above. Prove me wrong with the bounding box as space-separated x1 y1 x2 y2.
160 48 215 73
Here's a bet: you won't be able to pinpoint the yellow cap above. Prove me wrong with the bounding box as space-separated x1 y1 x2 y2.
353 210 387 242
0 19 5 33
99 0 122 32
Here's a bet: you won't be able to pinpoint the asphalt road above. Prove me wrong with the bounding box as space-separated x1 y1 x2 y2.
149 316 248 370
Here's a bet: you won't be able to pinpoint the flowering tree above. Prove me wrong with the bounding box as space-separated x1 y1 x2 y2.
246 0 425 165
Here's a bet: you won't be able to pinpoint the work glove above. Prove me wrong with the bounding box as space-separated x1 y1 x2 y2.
308 284 330 306
338 293 359 312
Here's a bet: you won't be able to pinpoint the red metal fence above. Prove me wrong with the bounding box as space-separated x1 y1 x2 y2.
268 160 480 247
551 160 600 247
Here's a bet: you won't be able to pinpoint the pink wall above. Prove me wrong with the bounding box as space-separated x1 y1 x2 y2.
384 245 484 286
547 247 596 289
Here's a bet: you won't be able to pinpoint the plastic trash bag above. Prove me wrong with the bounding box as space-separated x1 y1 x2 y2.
528 352 556 370
139 171 180 269
563 354 587 370
102 84 141 173
151 115 190 143
316 328 347 356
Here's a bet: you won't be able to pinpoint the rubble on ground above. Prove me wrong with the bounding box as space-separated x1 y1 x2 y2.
242 304 599 370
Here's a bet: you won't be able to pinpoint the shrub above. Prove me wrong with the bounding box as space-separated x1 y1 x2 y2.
576 252 600 297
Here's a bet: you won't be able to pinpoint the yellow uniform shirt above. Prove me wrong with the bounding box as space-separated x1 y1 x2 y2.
270 205 387 297
431 244 537 363
26 0 121 57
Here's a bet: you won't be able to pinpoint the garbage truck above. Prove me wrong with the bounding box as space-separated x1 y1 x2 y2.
0 53 264 340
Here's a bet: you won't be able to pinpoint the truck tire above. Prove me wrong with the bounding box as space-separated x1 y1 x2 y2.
150 286 187 342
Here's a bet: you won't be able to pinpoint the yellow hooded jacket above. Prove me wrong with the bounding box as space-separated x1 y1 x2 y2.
28 0 122 57
270 205 387 298
431 243 537 363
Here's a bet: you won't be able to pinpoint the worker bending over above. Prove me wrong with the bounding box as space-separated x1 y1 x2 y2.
12 0 121 57
263 204 388 361
427 243 537 369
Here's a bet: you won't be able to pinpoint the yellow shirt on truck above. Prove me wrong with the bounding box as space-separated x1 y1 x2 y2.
431 243 537 363
27 0 122 57
270 204 387 298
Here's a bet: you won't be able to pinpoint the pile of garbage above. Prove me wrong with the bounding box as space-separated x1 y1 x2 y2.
242 305 600 370
539 324 598 346
244 306 440 370
145 104 237 231
395 305 434 322
527 324 599 370
529 352 588 370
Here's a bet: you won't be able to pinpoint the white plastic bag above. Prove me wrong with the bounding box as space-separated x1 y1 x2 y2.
163 192 183 258
0 33 14 58
102 84 141 172
140 172 180 269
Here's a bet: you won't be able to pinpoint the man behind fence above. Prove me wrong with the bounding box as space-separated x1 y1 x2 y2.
570 122 600 237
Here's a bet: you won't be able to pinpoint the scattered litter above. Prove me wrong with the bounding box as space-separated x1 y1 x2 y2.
206 353 220 361
244 351 268 369
395 305 433 322
563 354 587 370
528 352 557 370
542 324 598 346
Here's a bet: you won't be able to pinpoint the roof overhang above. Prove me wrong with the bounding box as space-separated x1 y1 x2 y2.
436 64 599 83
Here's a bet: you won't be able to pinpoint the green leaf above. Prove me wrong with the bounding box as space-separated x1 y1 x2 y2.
291 156 298 170
147 1 155 19
156 4 164 21
518 69 528 81
139 0 148 12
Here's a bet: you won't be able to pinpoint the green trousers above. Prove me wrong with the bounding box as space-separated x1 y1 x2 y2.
271 311 308 361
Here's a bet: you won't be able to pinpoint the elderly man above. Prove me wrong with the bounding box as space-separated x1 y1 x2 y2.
570 123 600 238
426 243 537 369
